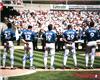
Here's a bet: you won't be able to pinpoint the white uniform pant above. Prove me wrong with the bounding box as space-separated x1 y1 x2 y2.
63 42 77 66
85 41 97 67
3 41 14 67
44 43 55 68
23 42 34 68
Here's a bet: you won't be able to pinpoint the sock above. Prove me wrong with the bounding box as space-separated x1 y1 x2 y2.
30 55 33 67
91 54 95 67
3 52 7 67
73 54 77 66
51 55 55 67
23 54 27 68
44 51 48 68
85 54 89 67
63 49 69 66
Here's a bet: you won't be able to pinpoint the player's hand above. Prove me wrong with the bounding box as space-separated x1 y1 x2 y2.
25 42 29 45
59 38 63 41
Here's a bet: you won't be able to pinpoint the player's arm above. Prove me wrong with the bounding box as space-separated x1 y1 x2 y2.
1 31 4 41
21 39 28 44
42 32 46 40
12 31 16 41
21 32 28 45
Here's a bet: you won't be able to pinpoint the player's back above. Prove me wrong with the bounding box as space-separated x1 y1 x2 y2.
22 29 35 42
85 27 98 41
45 30 56 43
63 29 77 42
2 28 15 41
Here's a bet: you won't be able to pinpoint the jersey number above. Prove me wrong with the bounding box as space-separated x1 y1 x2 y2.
25 35 31 40
90 33 94 38
46 34 52 41
4 32 11 39
67 34 74 40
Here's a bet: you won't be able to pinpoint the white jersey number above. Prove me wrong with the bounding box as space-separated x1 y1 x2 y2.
25 34 31 40
67 34 74 40
4 32 11 39
90 32 94 38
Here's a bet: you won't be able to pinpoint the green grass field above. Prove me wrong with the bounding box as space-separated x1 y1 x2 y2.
1 50 100 69
0 49 100 80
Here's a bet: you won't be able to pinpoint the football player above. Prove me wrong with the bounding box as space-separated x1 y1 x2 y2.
63 24 78 69
1 23 15 69
21 25 36 69
42 24 57 69
85 21 99 68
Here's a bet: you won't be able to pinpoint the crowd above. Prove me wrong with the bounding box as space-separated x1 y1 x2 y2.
3 9 100 32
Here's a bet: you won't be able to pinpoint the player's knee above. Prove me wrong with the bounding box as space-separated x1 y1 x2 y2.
51 53 55 57
3 56 6 59
30 56 33 60
10 56 14 60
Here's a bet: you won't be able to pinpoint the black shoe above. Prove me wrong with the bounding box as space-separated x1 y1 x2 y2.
1 67 6 69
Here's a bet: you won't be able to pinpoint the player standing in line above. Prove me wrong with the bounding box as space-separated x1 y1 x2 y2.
21 25 36 69
62 24 78 69
85 21 99 68
1 23 15 69
42 24 57 69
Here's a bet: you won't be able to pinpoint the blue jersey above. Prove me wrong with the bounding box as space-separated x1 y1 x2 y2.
85 27 99 42
21 29 36 42
63 29 77 42
98 30 100 39
1 28 15 41
43 30 56 43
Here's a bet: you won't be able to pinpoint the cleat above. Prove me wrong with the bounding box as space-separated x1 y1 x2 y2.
30 66 35 70
90 66 94 69
23 67 25 69
62 66 71 69
62 66 66 69
85 66 89 69
10 67 16 70
74 66 79 69
44 66 48 70
50 66 55 70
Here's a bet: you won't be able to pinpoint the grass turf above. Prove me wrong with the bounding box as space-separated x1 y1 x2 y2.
1 50 100 69
0 50 100 80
